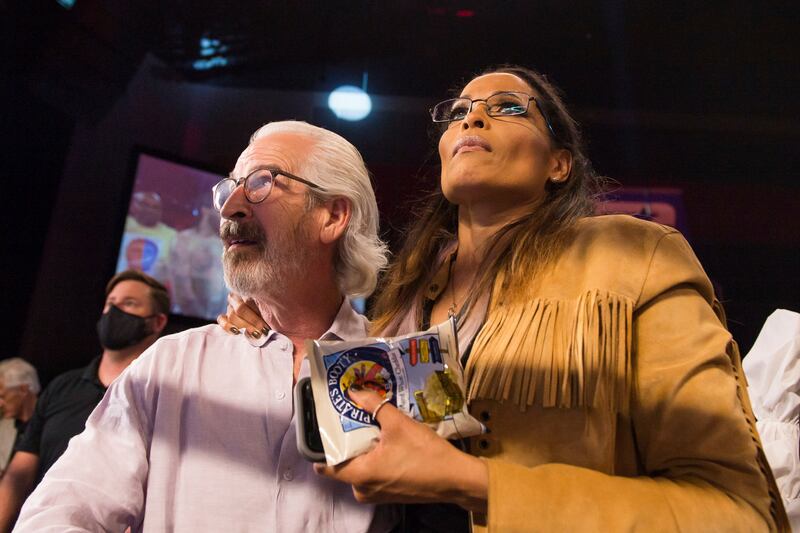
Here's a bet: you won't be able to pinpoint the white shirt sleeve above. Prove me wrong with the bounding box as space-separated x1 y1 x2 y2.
14 352 158 532
743 308 800 531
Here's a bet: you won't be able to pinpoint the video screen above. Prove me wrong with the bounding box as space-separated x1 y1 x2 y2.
115 151 228 321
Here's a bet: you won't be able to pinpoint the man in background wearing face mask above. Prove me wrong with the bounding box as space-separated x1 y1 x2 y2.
0 270 168 532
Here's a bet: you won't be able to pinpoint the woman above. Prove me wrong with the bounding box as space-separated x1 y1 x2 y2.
221 66 788 531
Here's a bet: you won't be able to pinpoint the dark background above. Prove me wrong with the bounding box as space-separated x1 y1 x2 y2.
2 0 798 384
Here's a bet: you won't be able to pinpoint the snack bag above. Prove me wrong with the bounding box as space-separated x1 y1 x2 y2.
306 317 485 465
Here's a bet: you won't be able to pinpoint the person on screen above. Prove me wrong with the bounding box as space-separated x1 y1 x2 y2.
116 191 177 282
0 271 168 531
12 121 395 532
169 191 227 319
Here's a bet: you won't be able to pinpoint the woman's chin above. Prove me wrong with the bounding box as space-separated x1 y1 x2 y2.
442 184 484 207
444 183 535 210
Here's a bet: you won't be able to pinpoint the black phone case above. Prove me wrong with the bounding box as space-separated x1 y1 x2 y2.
294 376 327 462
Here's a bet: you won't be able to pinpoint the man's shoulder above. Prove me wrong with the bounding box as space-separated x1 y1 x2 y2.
141 324 230 360
43 360 98 392
32 360 99 412
140 324 241 360
157 323 228 344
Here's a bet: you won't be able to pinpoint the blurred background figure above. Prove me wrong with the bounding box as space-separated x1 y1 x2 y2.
743 309 800 531
169 190 226 318
0 271 169 532
116 191 177 281
0 359 39 477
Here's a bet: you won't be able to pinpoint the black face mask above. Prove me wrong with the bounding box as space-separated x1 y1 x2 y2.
96 305 154 350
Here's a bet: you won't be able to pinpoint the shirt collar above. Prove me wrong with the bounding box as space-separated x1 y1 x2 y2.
320 296 369 341
81 356 106 389
241 296 369 348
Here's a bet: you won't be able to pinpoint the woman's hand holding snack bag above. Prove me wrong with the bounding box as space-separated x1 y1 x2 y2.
314 387 488 512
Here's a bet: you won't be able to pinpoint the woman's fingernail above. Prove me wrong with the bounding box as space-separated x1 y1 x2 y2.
261 326 270 336
229 326 240 335
250 329 261 339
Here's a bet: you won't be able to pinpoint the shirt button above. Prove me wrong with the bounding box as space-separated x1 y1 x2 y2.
283 341 291 351
283 468 294 481
275 391 286 400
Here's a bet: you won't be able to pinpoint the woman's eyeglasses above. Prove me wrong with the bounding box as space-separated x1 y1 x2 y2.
430 91 558 140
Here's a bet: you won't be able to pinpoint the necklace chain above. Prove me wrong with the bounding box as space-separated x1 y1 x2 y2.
448 256 458 318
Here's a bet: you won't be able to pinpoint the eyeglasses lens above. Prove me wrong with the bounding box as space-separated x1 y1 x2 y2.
212 180 235 211
245 170 274 203
487 93 528 116
433 99 468 122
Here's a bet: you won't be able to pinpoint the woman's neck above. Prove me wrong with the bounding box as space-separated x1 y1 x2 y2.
455 199 536 264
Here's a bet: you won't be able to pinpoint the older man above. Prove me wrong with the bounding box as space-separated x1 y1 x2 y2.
0 270 169 531
0 359 40 475
14 121 392 532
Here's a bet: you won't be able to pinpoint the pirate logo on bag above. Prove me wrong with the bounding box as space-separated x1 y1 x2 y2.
325 346 397 431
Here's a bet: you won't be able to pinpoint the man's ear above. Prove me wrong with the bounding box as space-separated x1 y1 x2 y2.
319 197 352 245
152 313 168 335
548 149 573 183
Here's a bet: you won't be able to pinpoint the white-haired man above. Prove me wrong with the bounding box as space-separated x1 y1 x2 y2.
0 359 40 476
14 121 393 532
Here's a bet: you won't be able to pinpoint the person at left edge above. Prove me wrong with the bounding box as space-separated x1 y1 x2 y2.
13 121 394 532
0 270 169 532
0 359 40 476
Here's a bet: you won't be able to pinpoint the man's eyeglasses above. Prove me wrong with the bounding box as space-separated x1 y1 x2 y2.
212 167 324 211
430 91 558 140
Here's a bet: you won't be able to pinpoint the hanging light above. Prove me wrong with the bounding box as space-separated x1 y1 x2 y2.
328 84 372 121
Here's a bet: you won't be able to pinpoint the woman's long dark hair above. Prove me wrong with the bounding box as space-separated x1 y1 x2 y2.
371 65 606 334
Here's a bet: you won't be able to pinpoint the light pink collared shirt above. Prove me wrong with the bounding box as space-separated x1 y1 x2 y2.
15 299 393 533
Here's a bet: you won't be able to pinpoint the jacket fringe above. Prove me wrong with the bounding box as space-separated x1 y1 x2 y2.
465 289 634 414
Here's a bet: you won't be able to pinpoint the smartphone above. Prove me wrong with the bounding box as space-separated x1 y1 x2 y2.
294 376 326 462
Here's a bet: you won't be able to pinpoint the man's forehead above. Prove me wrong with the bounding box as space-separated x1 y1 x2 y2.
234 132 315 175
108 280 149 298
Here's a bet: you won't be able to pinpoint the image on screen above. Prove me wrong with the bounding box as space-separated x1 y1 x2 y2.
115 151 228 321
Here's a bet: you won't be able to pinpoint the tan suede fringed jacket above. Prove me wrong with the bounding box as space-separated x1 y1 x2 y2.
421 215 788 532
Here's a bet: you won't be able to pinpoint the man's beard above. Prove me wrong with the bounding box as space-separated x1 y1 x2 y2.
220 218 312 299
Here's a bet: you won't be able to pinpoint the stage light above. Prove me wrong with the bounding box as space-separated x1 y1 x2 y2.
56 0 75 8
193 56 228 71
194 37 229 71
328 85 372 121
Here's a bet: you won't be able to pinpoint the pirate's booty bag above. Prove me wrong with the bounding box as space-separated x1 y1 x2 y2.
306 317 486 465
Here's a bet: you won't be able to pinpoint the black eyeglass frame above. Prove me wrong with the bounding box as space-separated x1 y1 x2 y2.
429 92 559 141
212 167 324 211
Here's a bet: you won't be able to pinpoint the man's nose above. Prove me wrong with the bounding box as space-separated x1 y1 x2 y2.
220 185 251 221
